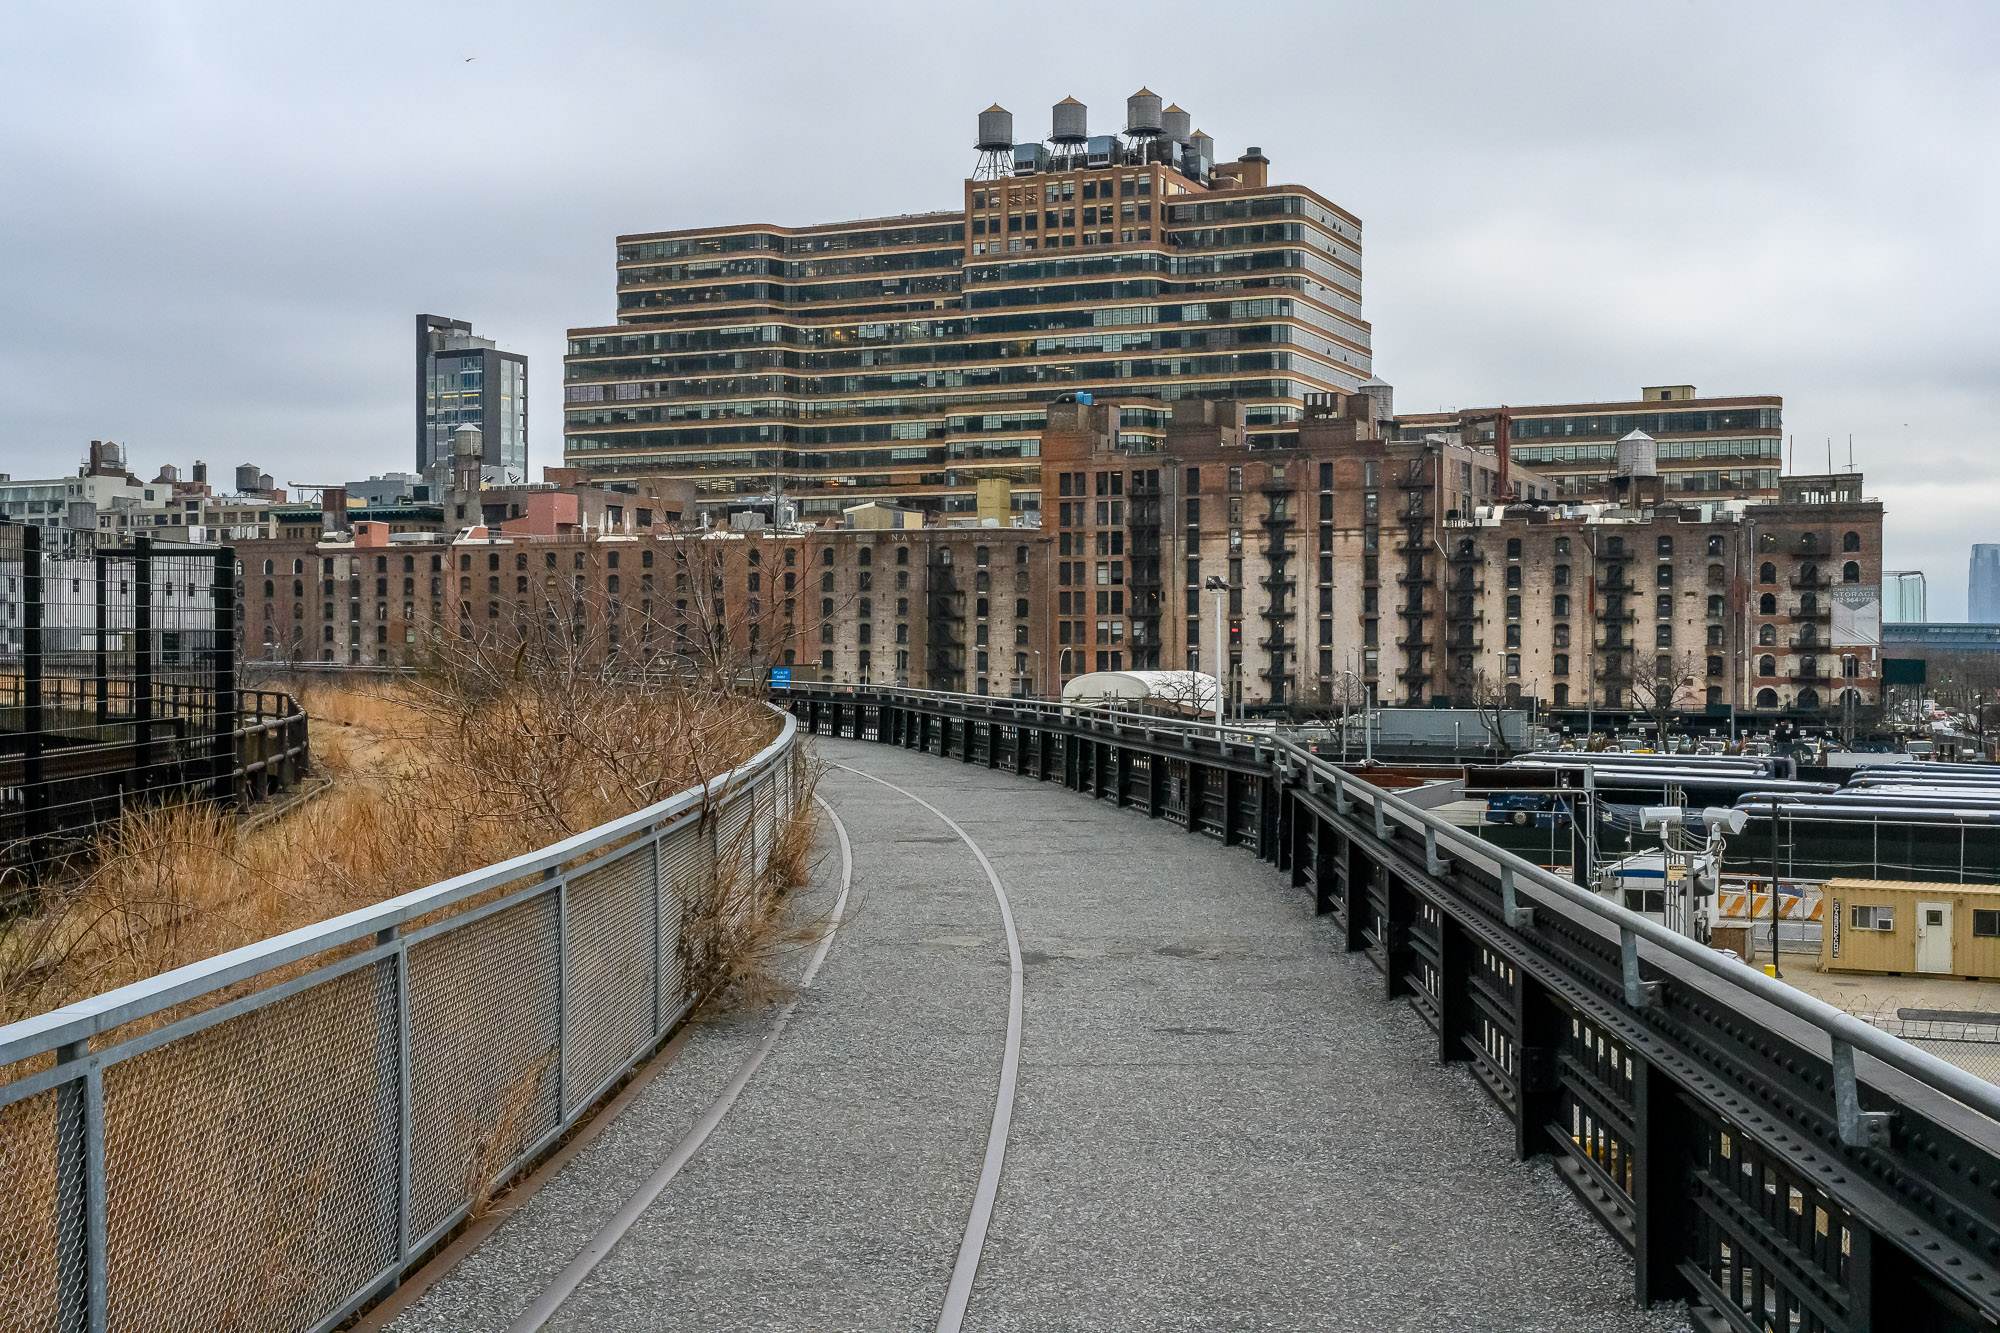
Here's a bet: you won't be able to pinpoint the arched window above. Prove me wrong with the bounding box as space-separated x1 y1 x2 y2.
1506 537 1521 560
821 548 834 567
1756 688 1779 707
1707 534 1724 556
1843 530 1860 552
1843 561 1860 584
1796 687 1820 709
293 579 304 597
1800 564 1818 585
261 559 274 575
1457 538 1473 557
263 580 274 597
1800 593 1818 615
859 548 872 566
1759 562 1777 584
1553 564 1569 587
1758 624 1776 645
1759 593 1777 615
1800 532 1818 551
1759 655 1776 677
1840 688 1863 707
1800 656 1818 677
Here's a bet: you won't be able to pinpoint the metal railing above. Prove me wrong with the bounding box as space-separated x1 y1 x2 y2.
0 708 801 1333
0 530 310 873
782 681 2000 1331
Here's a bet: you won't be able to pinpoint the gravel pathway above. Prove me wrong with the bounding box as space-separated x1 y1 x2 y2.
387 738 1690 1332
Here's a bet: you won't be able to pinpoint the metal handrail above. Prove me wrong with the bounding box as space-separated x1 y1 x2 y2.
788 682 2000 1129
1267 735 2000 1125
0 709 798 1070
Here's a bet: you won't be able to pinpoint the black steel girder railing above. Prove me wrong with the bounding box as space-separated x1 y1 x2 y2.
780 681 2000 1333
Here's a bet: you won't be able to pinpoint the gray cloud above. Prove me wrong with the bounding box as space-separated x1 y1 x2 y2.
3 1 1995 609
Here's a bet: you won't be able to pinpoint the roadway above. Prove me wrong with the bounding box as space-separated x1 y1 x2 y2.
381 738 1689 1332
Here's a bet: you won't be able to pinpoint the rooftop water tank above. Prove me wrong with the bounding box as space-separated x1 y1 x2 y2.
1160 103 1192 145
1125 87 1163 136
1616 429 1658 478
975 104 1014 152
1051 96 1088 144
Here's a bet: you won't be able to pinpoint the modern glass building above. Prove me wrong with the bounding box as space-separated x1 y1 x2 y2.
1393 384 1784 500
1882 570 1927 624
1971 544 2000 623
562 93 1371 517
417 314 528 484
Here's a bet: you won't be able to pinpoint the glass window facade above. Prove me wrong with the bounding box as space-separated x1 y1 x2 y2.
563 151 1370 515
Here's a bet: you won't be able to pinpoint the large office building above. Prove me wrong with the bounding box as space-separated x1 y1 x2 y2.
562 91 1371 518
1971 544 2000 622
418 314 529 484
1392 384 1784 501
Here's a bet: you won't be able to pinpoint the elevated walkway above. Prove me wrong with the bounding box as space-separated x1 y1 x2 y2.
383 742 1684 1331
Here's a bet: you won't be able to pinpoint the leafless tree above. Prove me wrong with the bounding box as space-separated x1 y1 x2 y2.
1628 650 1704 748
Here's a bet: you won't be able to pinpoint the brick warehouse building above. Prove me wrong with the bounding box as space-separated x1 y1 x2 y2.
232 407 1877 724
234 516 1054 697
1030 394 1880 722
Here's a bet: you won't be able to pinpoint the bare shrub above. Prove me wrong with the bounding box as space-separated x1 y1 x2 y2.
0 633 779 1029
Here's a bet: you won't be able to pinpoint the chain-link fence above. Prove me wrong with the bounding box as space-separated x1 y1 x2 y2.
0 708 800 1333
1847 1007 2000 1086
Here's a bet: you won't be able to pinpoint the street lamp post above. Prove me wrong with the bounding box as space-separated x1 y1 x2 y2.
1204 574 1228 727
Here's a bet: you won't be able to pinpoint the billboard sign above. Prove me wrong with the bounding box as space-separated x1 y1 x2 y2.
1832 587 1881 649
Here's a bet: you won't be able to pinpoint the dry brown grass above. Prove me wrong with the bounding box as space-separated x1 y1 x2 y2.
676 750 824 1014
0 667 779 1029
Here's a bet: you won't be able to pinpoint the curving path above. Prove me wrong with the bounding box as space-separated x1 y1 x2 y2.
383 739 1690 1332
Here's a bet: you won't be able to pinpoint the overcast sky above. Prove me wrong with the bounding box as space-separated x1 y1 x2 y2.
2 2 1995 611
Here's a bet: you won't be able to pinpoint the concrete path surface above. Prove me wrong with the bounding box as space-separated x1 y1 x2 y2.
386 738 1690 1332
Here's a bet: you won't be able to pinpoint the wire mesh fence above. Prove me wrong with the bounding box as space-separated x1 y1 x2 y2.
0 528 308 877
1843 1006 2000 1086
0 707 801 1333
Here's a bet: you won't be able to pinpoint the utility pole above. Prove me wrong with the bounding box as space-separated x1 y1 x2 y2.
1205 574 1228 727
1767 795 1784 977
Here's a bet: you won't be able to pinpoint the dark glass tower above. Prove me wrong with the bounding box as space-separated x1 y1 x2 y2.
417 314 528 483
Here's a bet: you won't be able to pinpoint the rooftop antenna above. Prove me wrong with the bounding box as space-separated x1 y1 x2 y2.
1826 438 1834 473
1787 434 1794 474
1848 433 1855 472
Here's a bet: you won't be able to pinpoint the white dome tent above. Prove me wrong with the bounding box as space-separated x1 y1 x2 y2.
1060 670 1219 718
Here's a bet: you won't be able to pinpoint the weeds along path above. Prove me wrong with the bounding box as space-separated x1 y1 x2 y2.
0 681 774 1030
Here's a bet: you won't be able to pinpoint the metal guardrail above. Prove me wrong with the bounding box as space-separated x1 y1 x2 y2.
783 682 2000 1332
0 708 801 1333
0 531 313 871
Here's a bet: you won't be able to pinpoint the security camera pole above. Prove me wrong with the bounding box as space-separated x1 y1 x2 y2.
1204 574 1228 727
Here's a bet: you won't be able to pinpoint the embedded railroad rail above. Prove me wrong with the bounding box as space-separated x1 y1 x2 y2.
781 682 2000 1333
